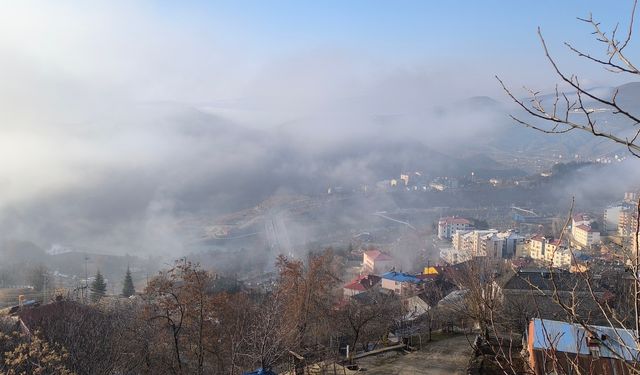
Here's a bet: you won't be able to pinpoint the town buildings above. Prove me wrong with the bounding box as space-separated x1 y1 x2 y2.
570 213 601 249
437 217 472 240
624 191 639 204
342 274 381 298
451 230 470 252
429 177 459 192
601 192 639 254
480 232 504 258
524 236 573 268
618 207 639 239
449 229 524 260
571 213 595 229
440 246 472 265
362 250 394 274
526 236 546 260
452 229 497 256
380 271 424 297
604 203 630 233
572 224 601 249
498 231 526 258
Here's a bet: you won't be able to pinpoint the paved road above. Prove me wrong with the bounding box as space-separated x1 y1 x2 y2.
357 335 471 375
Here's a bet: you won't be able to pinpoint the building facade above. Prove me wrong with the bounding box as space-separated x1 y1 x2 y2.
362 250 394 274
437 217 472 240
380 271 423 297
572 224 601 249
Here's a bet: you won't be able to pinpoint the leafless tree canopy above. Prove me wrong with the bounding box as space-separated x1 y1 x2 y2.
497 0 640 157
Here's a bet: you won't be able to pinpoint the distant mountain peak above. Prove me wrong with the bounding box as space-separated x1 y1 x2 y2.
455 96 503 111
615 81 640 90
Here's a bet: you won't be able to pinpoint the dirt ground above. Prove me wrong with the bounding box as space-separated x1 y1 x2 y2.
356 334 472 375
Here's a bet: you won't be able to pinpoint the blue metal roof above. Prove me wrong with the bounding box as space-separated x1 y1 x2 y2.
243 369 277 375
381 271 422 284
531 318 640 361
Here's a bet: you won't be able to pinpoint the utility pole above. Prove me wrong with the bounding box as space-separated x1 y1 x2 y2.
43 272 47 303
84 254 89 303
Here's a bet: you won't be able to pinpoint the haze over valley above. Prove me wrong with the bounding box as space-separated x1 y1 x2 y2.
1 2 640 374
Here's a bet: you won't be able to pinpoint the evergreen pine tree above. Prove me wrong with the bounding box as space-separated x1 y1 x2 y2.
121 267 135 297
90 270 107 302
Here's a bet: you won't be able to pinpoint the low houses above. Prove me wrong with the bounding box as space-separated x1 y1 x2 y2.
437 289 468 311
404 272 457 320
362 250 394 274
403 294 431 320
527 318 639 374
380 271 423 297
437 217 472 240
342 275 381 298
500 270 609 328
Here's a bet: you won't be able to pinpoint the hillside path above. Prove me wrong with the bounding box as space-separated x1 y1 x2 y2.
357 334 471 375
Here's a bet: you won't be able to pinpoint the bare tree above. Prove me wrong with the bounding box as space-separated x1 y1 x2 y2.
497 0 640 157
336 291 403 357
240 290 297 372
494 1 640 372
275 250 341 355
144 259 215 374
445 258 507 340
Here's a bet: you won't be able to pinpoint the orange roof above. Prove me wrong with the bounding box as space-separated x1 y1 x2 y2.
364 250 393 261
343 275 381 291
344 279 367 291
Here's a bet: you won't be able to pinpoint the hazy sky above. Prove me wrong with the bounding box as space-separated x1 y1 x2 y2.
0 0 636 104
187 1 634 62
0 1 638 255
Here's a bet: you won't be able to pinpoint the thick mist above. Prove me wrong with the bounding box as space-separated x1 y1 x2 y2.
0 2 637 260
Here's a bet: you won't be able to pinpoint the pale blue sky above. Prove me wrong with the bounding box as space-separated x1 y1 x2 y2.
127 0 638 99
0 1 637 104
155 1 636 64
